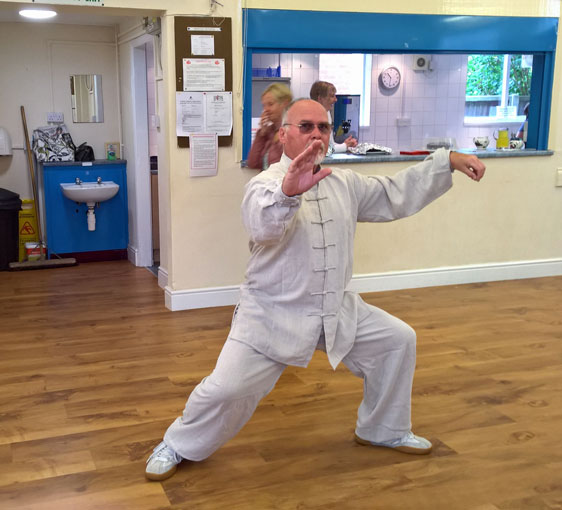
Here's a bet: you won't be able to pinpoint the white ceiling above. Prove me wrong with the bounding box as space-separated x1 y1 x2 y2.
0 2 160 26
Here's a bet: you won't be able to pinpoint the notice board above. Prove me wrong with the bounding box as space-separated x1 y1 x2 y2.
174 16 233 148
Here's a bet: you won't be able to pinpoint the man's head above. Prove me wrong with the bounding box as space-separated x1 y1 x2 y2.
310 81 337 111
279 99 331 160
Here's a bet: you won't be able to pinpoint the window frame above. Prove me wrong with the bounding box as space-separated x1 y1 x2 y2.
242 10 557 158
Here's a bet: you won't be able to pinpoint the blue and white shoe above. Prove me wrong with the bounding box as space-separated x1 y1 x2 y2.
145 441 183 480
355 431 432 455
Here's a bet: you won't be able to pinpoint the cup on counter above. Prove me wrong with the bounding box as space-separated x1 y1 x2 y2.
473 136 489 149
509 138 524 149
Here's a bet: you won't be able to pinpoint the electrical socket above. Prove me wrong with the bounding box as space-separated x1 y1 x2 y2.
47 112 64 123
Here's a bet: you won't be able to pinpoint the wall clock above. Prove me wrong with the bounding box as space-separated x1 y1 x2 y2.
379 66 401 90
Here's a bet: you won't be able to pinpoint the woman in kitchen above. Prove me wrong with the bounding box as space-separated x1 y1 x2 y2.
247 82 292 171
310 80 357 153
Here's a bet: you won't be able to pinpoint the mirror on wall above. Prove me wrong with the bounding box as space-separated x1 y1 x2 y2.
70 74 104 123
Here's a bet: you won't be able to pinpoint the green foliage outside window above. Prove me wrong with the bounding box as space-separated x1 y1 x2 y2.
466 55 532 96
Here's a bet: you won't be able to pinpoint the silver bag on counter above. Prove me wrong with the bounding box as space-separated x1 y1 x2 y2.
348 142 393 155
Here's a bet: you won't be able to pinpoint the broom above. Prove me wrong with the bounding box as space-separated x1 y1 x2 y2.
9 106 77 270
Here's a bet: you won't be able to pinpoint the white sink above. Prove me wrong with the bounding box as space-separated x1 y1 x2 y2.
60 181 119 204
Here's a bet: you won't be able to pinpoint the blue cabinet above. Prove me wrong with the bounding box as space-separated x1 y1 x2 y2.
43 160 128 257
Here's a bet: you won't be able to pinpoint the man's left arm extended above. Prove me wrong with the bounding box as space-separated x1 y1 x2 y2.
354 148 485 222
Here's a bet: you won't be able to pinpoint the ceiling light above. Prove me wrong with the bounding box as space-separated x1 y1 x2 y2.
19 9 57 20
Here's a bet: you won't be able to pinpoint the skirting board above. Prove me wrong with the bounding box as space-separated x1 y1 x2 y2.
164 258 562 312
127 245 139 266
158 266 168 290
128 244 153 268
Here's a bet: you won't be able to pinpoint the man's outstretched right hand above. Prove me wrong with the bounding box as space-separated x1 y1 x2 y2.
282 141 332 197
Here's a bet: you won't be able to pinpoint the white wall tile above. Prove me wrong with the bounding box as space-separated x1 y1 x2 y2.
422 97 435 112
375 97 389 112
375 125 387 141
388 97 401 113
435 110 447 124
423 110 435 125
411 111 424 126
377 110 390 127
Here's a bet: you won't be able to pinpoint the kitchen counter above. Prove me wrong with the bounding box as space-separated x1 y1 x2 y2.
241 149 553 168
323 148 553 165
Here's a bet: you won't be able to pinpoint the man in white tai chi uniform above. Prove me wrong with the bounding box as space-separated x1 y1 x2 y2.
146 99 486 481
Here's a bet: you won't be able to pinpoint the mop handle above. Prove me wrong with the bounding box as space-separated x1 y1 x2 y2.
20 106 43 246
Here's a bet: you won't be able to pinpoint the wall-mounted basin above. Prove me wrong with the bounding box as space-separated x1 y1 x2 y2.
60 181 119 204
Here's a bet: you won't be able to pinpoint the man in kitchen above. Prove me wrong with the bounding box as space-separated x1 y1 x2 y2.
145 99 486 481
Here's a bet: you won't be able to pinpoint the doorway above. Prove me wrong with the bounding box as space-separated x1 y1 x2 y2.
130 34 157 269
145 42 160 272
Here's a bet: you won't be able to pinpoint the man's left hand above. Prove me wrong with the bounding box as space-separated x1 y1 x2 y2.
450 151 486 181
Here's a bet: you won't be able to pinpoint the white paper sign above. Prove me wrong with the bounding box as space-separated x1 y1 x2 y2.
183 58 225 92
205 92 232 136
176 92 232 136
176 92 204 136
191 35 214 55
190 133 218 177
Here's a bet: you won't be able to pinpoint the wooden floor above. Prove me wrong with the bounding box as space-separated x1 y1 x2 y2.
0 261 561 510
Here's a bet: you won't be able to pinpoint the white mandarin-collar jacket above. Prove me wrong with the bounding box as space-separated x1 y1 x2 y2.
231 149 453 369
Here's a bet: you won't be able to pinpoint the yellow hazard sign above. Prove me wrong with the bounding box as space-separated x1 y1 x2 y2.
20 221 36 236
19 200 39 261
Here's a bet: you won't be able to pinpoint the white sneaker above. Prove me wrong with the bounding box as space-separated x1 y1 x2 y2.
145 441 183 480
355 431 432 455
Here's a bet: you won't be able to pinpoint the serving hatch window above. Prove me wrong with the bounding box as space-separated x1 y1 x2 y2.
250 52 539 152
243 10 556 157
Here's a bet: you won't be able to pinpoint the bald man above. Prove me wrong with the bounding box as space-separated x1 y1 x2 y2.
146 99 486 481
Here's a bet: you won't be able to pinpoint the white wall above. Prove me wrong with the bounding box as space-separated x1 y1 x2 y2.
0 22 119 200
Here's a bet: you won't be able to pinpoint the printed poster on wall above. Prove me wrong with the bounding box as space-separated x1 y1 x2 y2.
176 92 232 136
189 133 218 177
183 58 225 91
205 92 232 136
191 35 215 56
176 92 204 135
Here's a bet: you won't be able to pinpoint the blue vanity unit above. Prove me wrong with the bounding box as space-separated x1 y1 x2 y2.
42 160 128 259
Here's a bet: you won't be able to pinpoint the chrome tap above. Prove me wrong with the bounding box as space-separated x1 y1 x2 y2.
97 177 102 184
75 177 82 185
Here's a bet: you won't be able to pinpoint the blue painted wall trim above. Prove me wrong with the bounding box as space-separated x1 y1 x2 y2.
243 10 557 155
246 10 558 52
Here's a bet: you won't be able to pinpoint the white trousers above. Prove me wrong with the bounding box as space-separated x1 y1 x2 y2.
164 302 416 461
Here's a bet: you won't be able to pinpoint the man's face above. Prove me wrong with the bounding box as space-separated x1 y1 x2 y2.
279 100 331 160
318 87 337 110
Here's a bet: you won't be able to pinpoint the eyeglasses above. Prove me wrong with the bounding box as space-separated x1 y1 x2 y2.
283 122 332 135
